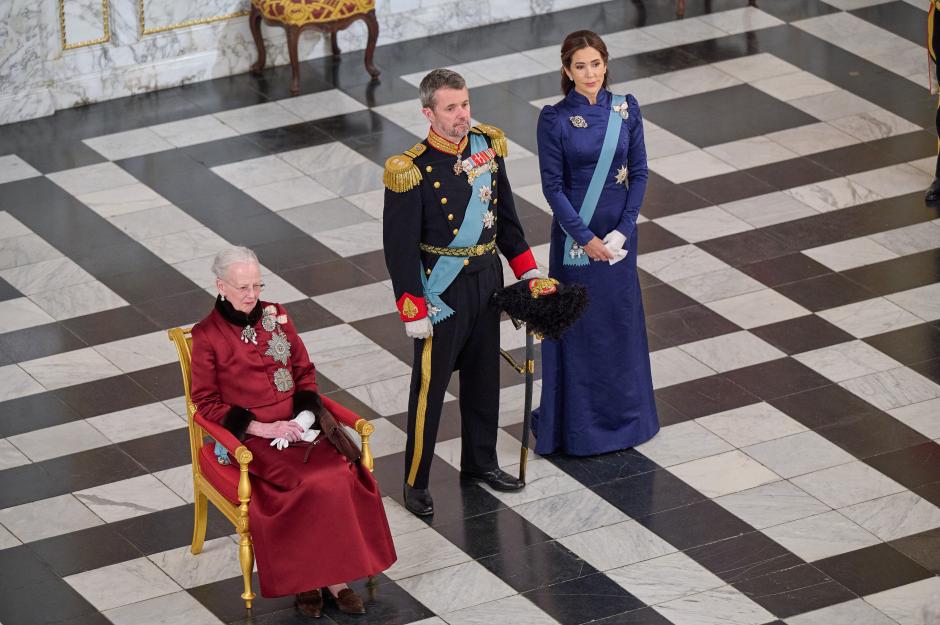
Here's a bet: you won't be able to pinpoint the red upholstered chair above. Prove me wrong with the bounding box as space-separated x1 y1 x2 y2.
249 0 380 95
167 326 375 609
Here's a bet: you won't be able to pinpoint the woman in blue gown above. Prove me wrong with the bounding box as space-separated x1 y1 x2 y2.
532 30 659 456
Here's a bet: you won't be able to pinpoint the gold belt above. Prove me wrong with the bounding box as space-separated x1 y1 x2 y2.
419 239 496 257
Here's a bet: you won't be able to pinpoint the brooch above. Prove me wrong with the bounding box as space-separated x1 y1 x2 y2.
273 368 293 392
482 210 496 229
240 326 257 345
612 102 629 120
615 164 628 186
569 116 588 128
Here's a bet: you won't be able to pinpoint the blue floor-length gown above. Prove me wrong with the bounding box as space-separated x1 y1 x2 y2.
531 88 659 456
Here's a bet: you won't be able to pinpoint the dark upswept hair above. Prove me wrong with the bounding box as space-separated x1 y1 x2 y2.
418 68 467 109
560 30 610 95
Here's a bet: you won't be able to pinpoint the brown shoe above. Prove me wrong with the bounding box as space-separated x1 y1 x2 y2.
295 588 323 618
333 588 366 614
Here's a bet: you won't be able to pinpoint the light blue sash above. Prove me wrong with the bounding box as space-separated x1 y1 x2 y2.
562 94 626 266
421 133 491 324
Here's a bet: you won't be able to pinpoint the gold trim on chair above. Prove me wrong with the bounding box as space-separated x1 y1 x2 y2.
58 0 111 50
138 0 249 36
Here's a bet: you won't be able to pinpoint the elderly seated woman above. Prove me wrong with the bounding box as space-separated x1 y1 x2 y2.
190 246 396 618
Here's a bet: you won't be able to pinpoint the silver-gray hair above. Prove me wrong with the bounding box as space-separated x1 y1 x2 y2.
419 68 467 109
211 246 259 280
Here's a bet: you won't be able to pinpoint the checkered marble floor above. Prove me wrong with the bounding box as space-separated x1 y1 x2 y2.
1 1 939 624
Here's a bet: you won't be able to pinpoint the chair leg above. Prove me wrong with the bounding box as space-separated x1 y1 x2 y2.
249 5 265 74
287 25 302 96
331 30 341 57
676 0 686 18
238 529 256 609
363 10 380 79
191 490 208 555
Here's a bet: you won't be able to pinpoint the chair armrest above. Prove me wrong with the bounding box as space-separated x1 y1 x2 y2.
194 411 246 457
321 395 361 428
321 395 375 472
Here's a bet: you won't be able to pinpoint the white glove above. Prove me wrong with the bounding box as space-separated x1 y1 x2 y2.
602 230 628 265
405 317 433 339
521 269 544 280
271 410 320 450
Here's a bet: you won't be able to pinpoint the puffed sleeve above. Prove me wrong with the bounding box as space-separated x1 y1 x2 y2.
191 322 253 440
383 186 429 321
615 95 648 238
493 154 537 278
537 105 594 246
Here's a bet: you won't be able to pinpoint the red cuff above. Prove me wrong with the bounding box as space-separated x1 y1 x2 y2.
396 293 427 321
508 249 537 279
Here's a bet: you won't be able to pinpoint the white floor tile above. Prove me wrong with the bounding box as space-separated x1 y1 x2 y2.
790 461 906 509
210 155 305 190
886 282 940 321
74 474 187 523
8 419 111 462
803 237 899 272
752 71 838 101
743 430 856 479
864 577 940 625
784 177 881 213
819 297 923 338
18 347 122 390
649 150 737 183
398 560 516 614
64 557 181 611
763 510 880 562
840 367 940 411
635 421 733 468
103 590 224 625
514 487 627 539
86 402 186 444
83 127 174 160
704 136 798 170
696 402 806 447
677 330 786 373
667 449 780 498
712 53 800 83
794 340 902 383
869 221 940 256
841 491 940 541
0 494 103 543
150 115 238 148
558 519 676 571
149 536 242 588
649 346 717 389
637 244 730 282
785 597 898 625
0 154 41 184
670 267 766 303
654 206 752 243
608 551 724 606
706 289 810 329
766 122 859 156
714 480 831 530
654 585 774 625
277 89 366 121
213 102 303 134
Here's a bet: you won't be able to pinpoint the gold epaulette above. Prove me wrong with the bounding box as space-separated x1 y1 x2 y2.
471 124 508 158
383 143 425 193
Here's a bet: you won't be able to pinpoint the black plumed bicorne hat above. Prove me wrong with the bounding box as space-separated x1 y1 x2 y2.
492 278 588 340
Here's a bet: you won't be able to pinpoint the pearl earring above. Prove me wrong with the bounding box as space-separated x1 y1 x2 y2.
220 293 225 302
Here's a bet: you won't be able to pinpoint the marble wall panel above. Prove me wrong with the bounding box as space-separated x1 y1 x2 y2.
141 0 248 34
61 0 109 48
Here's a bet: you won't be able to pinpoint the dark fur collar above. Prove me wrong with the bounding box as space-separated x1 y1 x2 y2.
215 295 263 327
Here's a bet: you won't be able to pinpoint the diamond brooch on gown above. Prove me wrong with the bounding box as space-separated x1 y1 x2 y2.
569 115 588 128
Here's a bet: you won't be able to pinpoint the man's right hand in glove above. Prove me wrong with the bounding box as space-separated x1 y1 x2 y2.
405 317 433 339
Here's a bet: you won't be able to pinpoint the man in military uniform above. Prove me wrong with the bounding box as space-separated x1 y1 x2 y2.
383 68 541 516
927 0 940 204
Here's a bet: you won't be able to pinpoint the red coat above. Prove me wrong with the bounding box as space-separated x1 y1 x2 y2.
190 301 396 597
191 302 315 426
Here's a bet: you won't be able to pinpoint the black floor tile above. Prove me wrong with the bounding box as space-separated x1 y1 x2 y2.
732 564 855 619
642 172 712 219
842 249 940 296
53 375 157 419
347 249 391 282
546 448 659 488
889 528 940 574
640 283 698 316
282 298 343 333
183 134 272 167
775 273 877 312
769 384 882 429
252 236 340 273
60 306 161 346
0 276 21 301
112 504 232 556
28 524 142 578
0 578 99 625
479 540 596 593
815 542 933 596
808 130 935 177
645 304 739 346
910 357 940 385
591 607 676 625
524 573 645 625
816 409 929 459
434 507 552 559
636 222 688 254
759 0 838 21
724 358 831 401
592 469 707 518
747 156 838 191
698 229 794 267
189 573 294 623
40 446 148 500
0 463 63 508
638 499 754 550
128 362 188 402
864 323 940 365
751 315 854 355
864 442 940 491
681 170 776 206
106 265 202 304
134 289 217 329
740 253 830 288
0 391 82 437
352 313 411 354
0 544 59 591
916 480 940 507
655 374 759 420
280 259 377 297
852 0 924 45
324 578 435 625
686 532 804 584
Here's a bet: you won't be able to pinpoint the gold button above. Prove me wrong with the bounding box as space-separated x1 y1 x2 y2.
425 165 433 173
426 268 431 276
447 214 454 221
492 180 496 187
493 198 498 204
441 197 448 205
463 259 470 266
433 181 441 189
452 228 459 235
491 248 497 254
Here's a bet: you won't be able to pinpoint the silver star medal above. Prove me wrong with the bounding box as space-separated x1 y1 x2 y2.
482 210 496 229
265 330 291 366
615 164 628 186
569 115 588 128
261 314 276 332
273 368 293 392
240 326 257 345
479 185 492 204
612 102 629 120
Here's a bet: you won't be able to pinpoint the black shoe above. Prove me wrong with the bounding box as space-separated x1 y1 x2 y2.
403 482 433 516
295 588 323 618
926 177 940 205
460 467 524 491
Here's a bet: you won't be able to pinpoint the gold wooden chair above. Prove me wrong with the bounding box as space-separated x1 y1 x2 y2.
167 326 375 609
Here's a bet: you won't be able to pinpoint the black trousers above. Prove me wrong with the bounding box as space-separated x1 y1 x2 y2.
404 260 503 489
932 2 940 175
